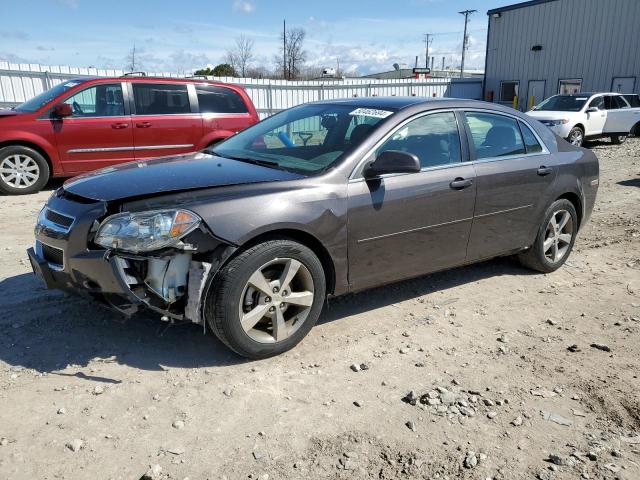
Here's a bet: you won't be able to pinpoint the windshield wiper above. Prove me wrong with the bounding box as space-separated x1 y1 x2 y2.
217 153 282 169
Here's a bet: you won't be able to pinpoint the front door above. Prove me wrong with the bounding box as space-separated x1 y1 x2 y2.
53 82 134 175
463 111 557 261
130 82 202 160
527 80 546 110
585 96 607 136
347 111 476 291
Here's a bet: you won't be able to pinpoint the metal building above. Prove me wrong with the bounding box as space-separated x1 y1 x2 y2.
483 0 640 110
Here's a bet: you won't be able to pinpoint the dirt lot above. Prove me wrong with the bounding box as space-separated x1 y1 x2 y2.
0 139 638 480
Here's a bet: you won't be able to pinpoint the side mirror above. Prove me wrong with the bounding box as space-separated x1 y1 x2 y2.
363 150 421 178
54 103 73 118
586 107 598 113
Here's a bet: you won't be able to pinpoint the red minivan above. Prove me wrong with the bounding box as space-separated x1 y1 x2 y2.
0 76 259 194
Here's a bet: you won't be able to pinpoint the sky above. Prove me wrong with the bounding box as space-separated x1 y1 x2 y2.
0 0 509 75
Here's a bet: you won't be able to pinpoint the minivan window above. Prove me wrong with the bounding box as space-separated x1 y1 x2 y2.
133 83 190 115
376 112 461 169
14 80 87 113
63 84 124 117
196 86 248 114
465 112 525 159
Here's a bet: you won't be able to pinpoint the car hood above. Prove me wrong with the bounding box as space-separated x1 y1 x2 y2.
0 109 20 117
63 152 305 202
526 110 579 121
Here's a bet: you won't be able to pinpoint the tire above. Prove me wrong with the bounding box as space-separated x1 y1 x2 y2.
518 199 578 273
610 135 627 144
566 126 584 147
206 239 326 359
0 145 50 195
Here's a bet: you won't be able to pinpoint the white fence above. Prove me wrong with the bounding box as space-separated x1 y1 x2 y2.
0 61 483 117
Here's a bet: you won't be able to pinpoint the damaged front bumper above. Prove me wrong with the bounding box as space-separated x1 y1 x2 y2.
28 190 234 324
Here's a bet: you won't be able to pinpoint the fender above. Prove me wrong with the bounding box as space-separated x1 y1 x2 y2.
0 130 61 175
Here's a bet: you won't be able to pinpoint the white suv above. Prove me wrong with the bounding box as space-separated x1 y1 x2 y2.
526 92 640 147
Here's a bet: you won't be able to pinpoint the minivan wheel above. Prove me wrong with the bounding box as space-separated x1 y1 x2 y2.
610 135 627 144
206 239 326 359
567 127 584 147
0 146 50 195
517 199 578 273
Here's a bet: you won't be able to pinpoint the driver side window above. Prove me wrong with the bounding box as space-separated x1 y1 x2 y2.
376 112 462 169
589 97 604 110
64 84 124 117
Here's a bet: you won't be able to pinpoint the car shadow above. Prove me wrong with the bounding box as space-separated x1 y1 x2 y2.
0 256 533 375
617 178 640 188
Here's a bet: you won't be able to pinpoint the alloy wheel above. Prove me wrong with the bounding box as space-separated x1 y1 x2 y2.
238 258 315 344
543 209 573 263
0 154 40 189
569 130 583 146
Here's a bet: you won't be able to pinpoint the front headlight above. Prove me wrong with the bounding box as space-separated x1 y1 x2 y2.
94 209 200 253
544 119 569 126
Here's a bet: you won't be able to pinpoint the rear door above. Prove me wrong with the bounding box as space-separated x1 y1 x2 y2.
603 95 636 134
196 85 255 144
53 81 134 175
129 82 202 159
463 111 557 261
347 110 476 290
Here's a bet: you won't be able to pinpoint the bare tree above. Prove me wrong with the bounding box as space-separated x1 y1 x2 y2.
226 35 254 78
275 27 307 80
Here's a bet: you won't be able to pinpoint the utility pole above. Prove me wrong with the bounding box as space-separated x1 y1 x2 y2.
458 9 476 78
423 33 432 69
283 19 286 80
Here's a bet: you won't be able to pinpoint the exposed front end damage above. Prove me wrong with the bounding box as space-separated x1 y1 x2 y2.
27 188 236 327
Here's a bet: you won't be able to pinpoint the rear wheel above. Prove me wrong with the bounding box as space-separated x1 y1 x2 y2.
518 199 578 273
206 239 326 359
567 126 584 147
0 146 50 195
610 135 627 144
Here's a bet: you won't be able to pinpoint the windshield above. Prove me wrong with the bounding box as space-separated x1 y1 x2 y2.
211 103 395 174
533 95 588 112
14 80 87 113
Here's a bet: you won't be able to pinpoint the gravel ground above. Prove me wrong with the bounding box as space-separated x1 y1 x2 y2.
0 139 638 480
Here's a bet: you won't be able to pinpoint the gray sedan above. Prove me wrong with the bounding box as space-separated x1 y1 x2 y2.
28 98 599 358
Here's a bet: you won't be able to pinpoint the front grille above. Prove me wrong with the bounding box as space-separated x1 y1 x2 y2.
45 208 74 228
41 243 64 267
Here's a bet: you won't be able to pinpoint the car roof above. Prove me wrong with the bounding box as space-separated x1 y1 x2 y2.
69 76 241 88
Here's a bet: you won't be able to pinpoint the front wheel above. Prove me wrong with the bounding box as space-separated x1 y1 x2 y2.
566 127 584 147
518 199 578 273
0 146 50 195
610 135 627 144
206 239 326 359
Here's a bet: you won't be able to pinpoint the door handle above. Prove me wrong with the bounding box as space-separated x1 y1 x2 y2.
111 122 129 129
537 166 553 176
449 177 473 190
136 121 152 128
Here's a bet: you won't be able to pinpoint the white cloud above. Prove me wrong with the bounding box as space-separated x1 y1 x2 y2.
232 0 255 13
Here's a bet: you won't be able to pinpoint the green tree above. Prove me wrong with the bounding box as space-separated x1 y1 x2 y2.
193 67 214 76
212 63 237 77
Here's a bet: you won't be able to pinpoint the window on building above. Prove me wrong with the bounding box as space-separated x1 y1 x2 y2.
133 83 190 115
500 81 519 103
558 79 582 94
465 112 525 159
196 86 248 114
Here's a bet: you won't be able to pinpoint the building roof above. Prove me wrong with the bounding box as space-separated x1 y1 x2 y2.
487 0 560 15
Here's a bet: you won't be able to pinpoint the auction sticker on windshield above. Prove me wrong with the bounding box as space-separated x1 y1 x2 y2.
349 108 394 119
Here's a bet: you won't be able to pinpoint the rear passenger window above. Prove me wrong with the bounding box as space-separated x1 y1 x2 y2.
519 121 543 154
376 112 461 169
196 86 248 114
133 83 190 115
465 112 525 159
